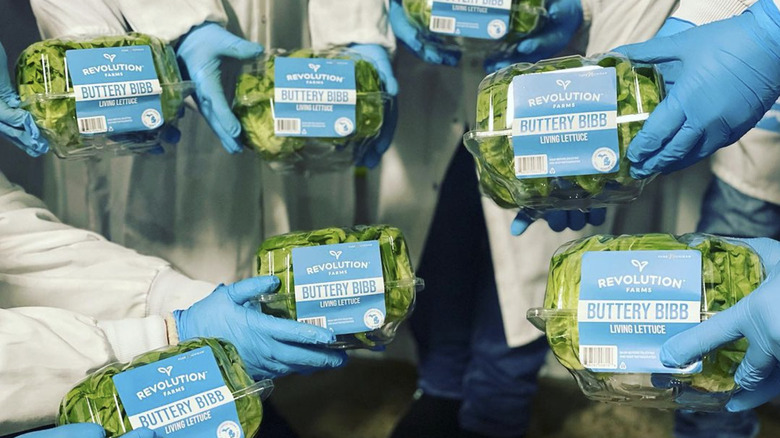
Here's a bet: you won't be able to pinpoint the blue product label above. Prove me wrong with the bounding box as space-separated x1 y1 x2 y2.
756 97 780 133
430 0 512 39
273 57 357 138
112 347 243 438
578 250 703 373
291 241 386 334
66 46 163 135
511 66 619 179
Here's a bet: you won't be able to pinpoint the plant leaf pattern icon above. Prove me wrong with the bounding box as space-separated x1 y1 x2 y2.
158 366 173 376
556 79 571 90
329 250 342 260
631 259 648 273
308 63 321 73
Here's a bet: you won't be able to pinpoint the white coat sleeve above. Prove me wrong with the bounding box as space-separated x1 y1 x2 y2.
0 308 168 435
107 0 228 43
673 0 756 25
308 0 396 51
0 172 215 322
30 0 227 43
582 0 679 54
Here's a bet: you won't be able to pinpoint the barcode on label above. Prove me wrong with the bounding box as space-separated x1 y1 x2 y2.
298 316 327 329
274 118 301 135
77 116 107 134
430 16 456 33
514 154 548 176
579 345 618 369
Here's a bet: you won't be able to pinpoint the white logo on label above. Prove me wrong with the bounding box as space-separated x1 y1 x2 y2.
487 19 507 39
364 308 385 329
103 53 117 63
631 259 649 273
141 109 162 129
329 250 343 260
217 421 241 438
334 117 354 136
556 79 572 90
309 63 321 73
157 366 173 377
592 147 617 173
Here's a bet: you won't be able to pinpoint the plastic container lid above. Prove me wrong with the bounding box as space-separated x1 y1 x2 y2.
255 225 423 349
463 53 665 210
527 234 765 410
233 48 392 174
401 0 548 57
57 338 272 437
16 33 193 160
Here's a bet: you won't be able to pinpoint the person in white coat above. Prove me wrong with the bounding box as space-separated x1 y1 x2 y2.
383 1 679 437
29 0 396 287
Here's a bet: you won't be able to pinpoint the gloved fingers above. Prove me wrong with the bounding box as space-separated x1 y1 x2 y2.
545 210 569 232
567 210 587 231
192 71 243 153
0 99 31 128
19 424 107 438
511 209 542 235
587 208 607 226
727 366 780 412
257 315 336 345
734 344 777 391
515 0 582 63
120 428 158 438
660 309 746 368
483 58 513 74
160 124 181 145
215 34 264 61
368 51 398 96
612 36 681 64
633 122 703 178
626 95 686 164
388 1 425 55
267 343 348 369
0 117 49 157
224 276 281 305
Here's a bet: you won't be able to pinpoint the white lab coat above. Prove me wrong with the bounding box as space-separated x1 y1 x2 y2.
0 170 215 434
33 0 394 285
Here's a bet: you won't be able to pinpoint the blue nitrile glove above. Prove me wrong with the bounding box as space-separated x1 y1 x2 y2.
651 17 695 91
613 0 780 179
660 237 780 412
349 44 398 96
388 0 461 66
174 276 347 380
16 425 157 438
484 0 583 73
349 44 399 168
510 207 606 236
0 42 48 157
176 23 264 154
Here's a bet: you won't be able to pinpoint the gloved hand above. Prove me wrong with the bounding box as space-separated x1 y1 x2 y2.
17 424 156 438
613 0 780 179
388 0 461 66
176 23 264 154
650 17 695 91
174 276 347 380
0 42 48 156
660 237 780 412
485 0 583 73
511 207 606 236
349 44 399 168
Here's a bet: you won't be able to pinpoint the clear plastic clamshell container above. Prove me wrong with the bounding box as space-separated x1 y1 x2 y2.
256 225 423 349
233 48 392 173
527 234 765 411
16 33 193 159
58 338 273 437
463 54 664 210
401 0 548 56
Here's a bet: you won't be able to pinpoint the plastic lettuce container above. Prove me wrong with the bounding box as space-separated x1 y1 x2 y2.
463 54 664 210
58 338 273 437
527 234 765 410
256 225 423 349
233 48 392 173
16 33 193 159
401 0 547 55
